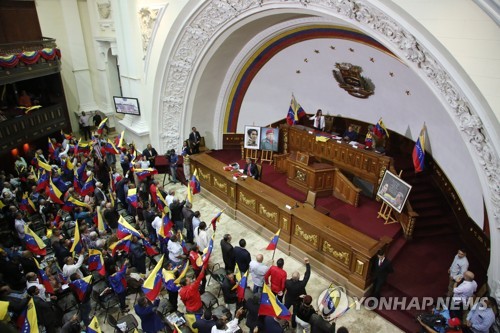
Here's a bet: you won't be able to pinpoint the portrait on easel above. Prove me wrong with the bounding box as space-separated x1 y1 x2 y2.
377 170 412 213
244 126 261 150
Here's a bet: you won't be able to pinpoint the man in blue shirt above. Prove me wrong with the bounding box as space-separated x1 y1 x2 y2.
464 297 495 333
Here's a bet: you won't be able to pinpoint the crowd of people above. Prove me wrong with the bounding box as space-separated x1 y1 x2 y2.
0 127 353 333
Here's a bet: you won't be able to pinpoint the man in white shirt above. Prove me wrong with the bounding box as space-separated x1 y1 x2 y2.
211 307 245 333
448 248 469 296
165 189 176 206
14 212 27 240
79 111 91 140
167 233 184 266
452 270 477 319
249 254 269 294
62 253 85 279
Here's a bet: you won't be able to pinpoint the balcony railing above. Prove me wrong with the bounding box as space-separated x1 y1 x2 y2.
0 37 57 55
0 104 68 151
0 37 61 85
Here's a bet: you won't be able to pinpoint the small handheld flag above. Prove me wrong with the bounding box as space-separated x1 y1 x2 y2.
142 255 164 301
373 118 390 139
117 215 142 239
258 283 291 319
266 229 281 250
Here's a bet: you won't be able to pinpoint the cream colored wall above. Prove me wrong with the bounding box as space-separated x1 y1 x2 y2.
35 0 81 132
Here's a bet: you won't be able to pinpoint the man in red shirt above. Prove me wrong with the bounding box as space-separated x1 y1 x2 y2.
264 258 287 302
179 266 206 314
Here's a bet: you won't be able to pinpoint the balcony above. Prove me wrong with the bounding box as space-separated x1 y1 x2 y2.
0 104 68 151
0 37 62 85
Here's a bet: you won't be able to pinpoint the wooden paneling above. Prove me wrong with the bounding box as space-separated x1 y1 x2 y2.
286 125 391 196
190 153 390 290
0 1 42 43
222 133 243 150
333 168 361 207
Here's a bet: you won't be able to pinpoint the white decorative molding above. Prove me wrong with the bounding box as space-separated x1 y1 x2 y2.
96 0 112 20
139 7 160 55
158 0 499 225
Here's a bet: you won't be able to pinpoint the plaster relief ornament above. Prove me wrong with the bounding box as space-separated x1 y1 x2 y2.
96 0 111 20
332 62 375 98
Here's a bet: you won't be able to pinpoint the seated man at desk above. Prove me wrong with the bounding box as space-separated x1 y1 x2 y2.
343 125 358 142
243 158 259 179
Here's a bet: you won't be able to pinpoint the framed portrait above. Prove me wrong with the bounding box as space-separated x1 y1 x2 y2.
244 126 261 149
376 170 412 213
113 96 141 116
260 127 279 152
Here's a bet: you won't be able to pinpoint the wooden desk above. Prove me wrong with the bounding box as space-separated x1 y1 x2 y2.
284 125 392 196
190 153 390 293
286 151 335 197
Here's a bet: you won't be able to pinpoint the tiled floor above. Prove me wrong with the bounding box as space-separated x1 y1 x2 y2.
96 180 403 333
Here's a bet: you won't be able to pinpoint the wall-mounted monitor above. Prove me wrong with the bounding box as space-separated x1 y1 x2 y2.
113 96 140 116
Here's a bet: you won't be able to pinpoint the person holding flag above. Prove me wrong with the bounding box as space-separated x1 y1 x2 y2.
69 273 93 327
108 261 129 313
62 250 85 278
134 296 165 333
179 264 207 315
264 258 287 303
27 285 62 333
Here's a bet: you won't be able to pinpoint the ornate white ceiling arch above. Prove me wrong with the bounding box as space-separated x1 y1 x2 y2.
157 0 499 230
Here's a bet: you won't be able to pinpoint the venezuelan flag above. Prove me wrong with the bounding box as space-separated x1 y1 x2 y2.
237 270 248 301
156 188 167 212
62 196 87 212
70 221 83 253
96 207 107 232
0 300 9 321
126 188 139 208
24 226 47 256
210 210 223 231
373 118 390 139
108 263 128 294
35 170 49 192
76 161 88 181
69 275 93 302
34 258 54 294
412 124 426 173
142 238 159 256
142 255 164 301
266 229 281 250
117 215 141 239
109 234 132 256
18 297 38 332
258 284 291 319
201 233 215 266
286 94 306 125
103 139 120 154
159 213 174 240
37 157 52 172
135 168 158 181
114 130 124 148
96 117 108 135
189 169 201 194
88 249 106 276
80 176 95 197
47 178 64 204
87 316 102 333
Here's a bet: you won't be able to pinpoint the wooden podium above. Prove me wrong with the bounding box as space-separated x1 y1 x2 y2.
286 151 335 197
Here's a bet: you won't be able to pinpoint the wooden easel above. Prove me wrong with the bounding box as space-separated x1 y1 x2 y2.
245 148 259 161
377 170 402 225
377 201 398 225
261 150 274 165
